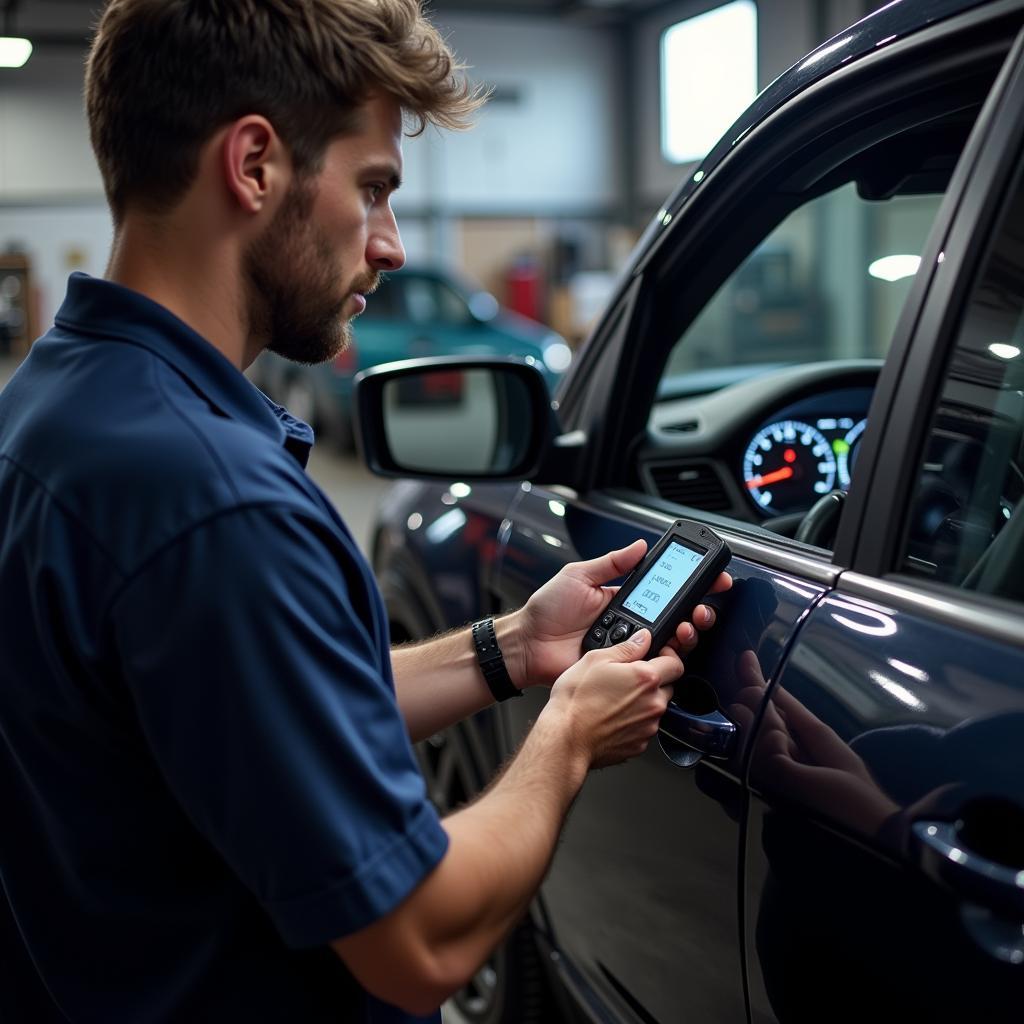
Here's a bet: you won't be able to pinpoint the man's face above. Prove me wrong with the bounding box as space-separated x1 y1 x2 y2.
246 95 406 365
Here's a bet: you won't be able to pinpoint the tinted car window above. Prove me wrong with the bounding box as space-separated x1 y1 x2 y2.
661 183 942 385
404 277 472 326
357 275 402 321
900 153 1024 601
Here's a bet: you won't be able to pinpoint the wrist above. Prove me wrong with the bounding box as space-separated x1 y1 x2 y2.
471 617 523 702
528 707 591 790
494 610 532 691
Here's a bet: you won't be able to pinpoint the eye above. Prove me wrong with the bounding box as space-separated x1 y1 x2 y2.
366 182 386 203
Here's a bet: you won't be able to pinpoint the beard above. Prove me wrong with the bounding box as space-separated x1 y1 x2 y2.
244 178 375 365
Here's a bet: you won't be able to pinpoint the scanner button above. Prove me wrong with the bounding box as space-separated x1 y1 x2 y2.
600 611 616 628
609 622 631 644
590 627 607 644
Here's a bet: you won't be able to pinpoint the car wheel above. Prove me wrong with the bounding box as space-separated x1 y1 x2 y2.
283 373 318 429
416 727 551 1024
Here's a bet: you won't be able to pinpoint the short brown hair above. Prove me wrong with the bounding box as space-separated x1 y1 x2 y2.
85 0 482 223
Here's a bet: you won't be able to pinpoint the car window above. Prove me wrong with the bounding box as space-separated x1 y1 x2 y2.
899 153 1024 603
405 277 472 326
358 275 401 322
629 59 1007 539
660 183 942 392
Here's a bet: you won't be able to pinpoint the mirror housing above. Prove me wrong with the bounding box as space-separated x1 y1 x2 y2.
354 356 561 481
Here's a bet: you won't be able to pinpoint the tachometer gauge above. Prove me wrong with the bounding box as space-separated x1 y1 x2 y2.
743 420 837 515
836 418 867 489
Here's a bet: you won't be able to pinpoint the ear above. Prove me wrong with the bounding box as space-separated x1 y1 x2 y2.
221 115 289 215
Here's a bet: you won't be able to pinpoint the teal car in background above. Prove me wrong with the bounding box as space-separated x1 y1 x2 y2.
250 266 572 447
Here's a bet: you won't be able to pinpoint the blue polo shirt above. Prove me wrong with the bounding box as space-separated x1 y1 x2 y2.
0 274 448 1022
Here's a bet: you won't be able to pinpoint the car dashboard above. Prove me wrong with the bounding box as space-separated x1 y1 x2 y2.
642 360 882 526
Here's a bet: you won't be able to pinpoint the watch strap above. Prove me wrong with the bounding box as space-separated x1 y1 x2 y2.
471 618 523 702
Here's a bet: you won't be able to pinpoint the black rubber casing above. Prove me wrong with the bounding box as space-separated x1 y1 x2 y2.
581 519 731 657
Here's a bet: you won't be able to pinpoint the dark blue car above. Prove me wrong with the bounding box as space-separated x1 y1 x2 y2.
356 2 1024 1021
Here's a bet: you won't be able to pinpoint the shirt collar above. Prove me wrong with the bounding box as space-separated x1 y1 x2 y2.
55 273 314 468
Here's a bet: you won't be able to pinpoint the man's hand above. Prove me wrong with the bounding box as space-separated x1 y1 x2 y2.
509 538 732 689
542 626 683 767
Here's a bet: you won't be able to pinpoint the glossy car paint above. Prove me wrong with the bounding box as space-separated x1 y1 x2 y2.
745 587 1024 1023
493 487 828 1024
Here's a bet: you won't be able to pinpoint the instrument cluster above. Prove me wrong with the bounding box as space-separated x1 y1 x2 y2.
741 387 873 516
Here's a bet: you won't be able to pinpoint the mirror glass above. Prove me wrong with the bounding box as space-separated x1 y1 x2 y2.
382 368 534 475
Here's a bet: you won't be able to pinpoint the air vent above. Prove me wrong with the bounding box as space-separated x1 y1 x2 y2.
663 419 699 433
649 462 731 510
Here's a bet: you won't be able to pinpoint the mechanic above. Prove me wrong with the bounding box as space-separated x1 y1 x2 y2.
0 2 730 1021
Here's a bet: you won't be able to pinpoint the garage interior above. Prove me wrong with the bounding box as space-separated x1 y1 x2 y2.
0 0 886 550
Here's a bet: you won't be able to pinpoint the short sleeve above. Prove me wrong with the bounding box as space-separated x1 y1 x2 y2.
108 504 448 948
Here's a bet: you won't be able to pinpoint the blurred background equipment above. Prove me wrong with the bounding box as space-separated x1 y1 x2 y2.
0 251 36 356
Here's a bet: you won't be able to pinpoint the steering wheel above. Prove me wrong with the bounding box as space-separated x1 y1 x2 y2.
795 489 846 548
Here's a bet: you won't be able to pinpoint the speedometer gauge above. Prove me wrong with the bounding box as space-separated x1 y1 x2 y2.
836 418 867 488
743 420 837 515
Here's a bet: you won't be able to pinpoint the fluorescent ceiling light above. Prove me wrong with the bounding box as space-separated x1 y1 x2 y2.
0 37 32 68
989 343 1021 360
661 1 758 164
868 254 921 282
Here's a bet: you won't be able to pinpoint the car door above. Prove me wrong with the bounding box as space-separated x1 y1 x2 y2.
495 489 830 1024
488 10 1023 1023
743 34 1024 1024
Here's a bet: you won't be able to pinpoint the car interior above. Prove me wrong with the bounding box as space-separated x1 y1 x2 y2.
606 43 1015 556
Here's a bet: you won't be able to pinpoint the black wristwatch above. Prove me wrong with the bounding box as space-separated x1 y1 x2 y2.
471 618 523 702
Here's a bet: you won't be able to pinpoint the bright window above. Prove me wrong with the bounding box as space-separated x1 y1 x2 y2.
661 0 758 164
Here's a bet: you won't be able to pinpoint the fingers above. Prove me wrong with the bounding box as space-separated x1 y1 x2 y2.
589 630 682 681
571 539 647 587
670 605 716 651
598 626 652 661
676 576 732 640
708 571 733 594
691 604 716 631
646 650 685 687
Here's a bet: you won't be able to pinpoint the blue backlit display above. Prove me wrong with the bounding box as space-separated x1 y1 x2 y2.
621 541 704 623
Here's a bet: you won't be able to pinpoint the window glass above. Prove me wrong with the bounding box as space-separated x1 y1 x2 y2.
661 0 757 164
660 184 943 390
404 277 472 326
900 158 1024 602
358 275 400 321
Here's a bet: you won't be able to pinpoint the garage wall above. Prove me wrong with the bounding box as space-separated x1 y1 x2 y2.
0 14 621 214
0 53 102 201
0 1 880 329
0 14 621 324
404 13 623 216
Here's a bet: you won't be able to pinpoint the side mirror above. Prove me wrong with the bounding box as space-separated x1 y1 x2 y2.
354 356 555 480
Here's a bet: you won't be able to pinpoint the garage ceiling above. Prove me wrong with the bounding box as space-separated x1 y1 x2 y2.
6 0 672 48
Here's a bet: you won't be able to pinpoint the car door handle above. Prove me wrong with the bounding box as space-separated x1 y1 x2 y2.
911 820 1024 917
659 703 737 760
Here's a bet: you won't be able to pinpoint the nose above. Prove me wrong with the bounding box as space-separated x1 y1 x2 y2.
367 204 406 272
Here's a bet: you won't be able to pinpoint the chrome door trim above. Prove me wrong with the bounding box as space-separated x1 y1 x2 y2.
594 494 841 587
839 571 1024 649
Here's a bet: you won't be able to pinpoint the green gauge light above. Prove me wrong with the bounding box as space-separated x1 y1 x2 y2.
833 439 850 456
